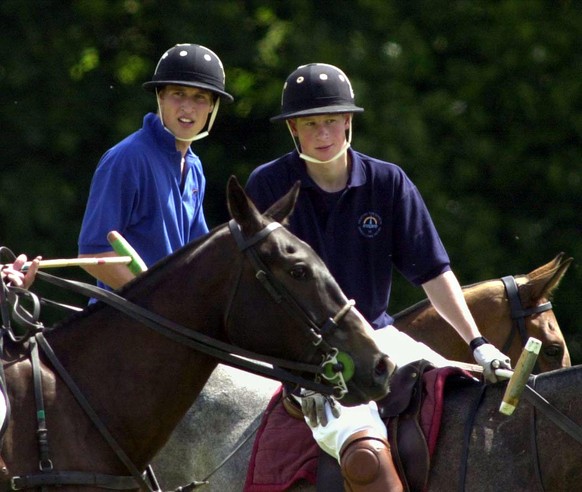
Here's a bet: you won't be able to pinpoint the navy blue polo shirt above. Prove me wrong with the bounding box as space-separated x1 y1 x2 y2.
245 149 450 329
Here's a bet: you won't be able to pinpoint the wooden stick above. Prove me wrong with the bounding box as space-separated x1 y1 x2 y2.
440 360 512 378
439 360 518 382
6 256 134 271
445 360 484 373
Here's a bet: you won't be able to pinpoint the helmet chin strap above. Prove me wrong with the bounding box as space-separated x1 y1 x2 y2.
286 118 353 164
156 89 220 143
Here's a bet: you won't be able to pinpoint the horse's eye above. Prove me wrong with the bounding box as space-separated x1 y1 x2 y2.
289 265 309 280
543 345 562 359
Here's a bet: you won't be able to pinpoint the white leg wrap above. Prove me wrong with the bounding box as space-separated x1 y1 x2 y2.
0 392 6 431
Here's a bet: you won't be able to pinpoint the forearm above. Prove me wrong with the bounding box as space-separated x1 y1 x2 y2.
422 270 481 344
78 252 135 290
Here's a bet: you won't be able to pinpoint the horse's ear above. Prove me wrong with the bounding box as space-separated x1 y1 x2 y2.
263 181 300 223
522 253 573 301
227 175 263 232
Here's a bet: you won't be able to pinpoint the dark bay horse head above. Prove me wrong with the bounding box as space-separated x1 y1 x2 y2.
223 176 395 404
393 253 572 373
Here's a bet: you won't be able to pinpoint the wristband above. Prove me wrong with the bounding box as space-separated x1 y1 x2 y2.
470 336 490 352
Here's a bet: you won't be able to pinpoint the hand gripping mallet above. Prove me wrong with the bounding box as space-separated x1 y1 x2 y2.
106 231 148 275
498 337 542 416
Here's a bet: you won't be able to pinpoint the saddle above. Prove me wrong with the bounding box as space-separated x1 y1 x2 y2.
378 359 435 492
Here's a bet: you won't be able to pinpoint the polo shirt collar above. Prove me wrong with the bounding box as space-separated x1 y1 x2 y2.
145 112 186 155
292 148 367 190
347 148 367 187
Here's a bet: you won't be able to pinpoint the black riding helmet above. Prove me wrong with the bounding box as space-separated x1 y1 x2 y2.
143 44 233 102
271 63 363 122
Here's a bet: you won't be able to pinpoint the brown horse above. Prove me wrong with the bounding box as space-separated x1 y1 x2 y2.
0 177 394 491
393 253 572 372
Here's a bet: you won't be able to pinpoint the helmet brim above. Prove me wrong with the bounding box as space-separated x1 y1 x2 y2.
270 104 363 122
142 80 234 103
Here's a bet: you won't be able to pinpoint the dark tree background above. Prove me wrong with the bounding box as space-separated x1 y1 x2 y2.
1 1 580 361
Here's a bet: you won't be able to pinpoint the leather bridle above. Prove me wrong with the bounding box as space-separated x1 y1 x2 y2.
226 219 357 398
500 275 553 353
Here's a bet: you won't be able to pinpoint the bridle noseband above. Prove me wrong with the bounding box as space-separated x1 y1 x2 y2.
227 219 357 398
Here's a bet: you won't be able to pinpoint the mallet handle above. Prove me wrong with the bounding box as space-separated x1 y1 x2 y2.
438 362 512 379
107 231 148 275
498 337 541 416
8 256 134 271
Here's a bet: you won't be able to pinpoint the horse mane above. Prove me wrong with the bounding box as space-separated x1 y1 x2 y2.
392 252 572 322
392 277 507 321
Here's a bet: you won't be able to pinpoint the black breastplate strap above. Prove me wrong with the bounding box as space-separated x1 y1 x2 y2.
8 472 140 491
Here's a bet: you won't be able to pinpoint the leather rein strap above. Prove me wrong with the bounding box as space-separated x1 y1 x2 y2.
37 272 333 395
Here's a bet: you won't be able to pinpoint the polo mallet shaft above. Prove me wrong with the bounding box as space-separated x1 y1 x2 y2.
17 256 134 271
107 230 148 275
498 337 541 416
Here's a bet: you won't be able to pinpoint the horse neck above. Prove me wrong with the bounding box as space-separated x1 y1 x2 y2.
43 227 236 463
393 281 507 359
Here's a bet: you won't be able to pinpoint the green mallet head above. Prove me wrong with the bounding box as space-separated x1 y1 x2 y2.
107 231 148 276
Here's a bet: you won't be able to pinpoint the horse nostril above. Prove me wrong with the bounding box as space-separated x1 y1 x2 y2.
374 356 388 377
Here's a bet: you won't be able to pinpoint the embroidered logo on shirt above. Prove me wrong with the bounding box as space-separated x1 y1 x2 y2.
358 212 382 238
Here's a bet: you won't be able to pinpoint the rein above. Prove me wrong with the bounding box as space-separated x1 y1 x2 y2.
37 272 335 395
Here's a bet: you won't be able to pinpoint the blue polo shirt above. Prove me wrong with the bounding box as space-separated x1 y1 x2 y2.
245 149 450 329
78 112 208 291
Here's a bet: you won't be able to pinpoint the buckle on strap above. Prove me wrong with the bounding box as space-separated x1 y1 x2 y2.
10 477 24 491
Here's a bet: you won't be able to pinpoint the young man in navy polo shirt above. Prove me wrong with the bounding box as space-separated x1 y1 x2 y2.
78 44 232 291
245 63 511 491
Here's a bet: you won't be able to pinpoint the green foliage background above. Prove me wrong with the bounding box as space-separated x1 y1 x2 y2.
1 1 580 362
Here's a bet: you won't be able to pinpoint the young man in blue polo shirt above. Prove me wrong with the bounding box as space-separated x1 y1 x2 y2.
78 44 233 291
245 63 511 491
